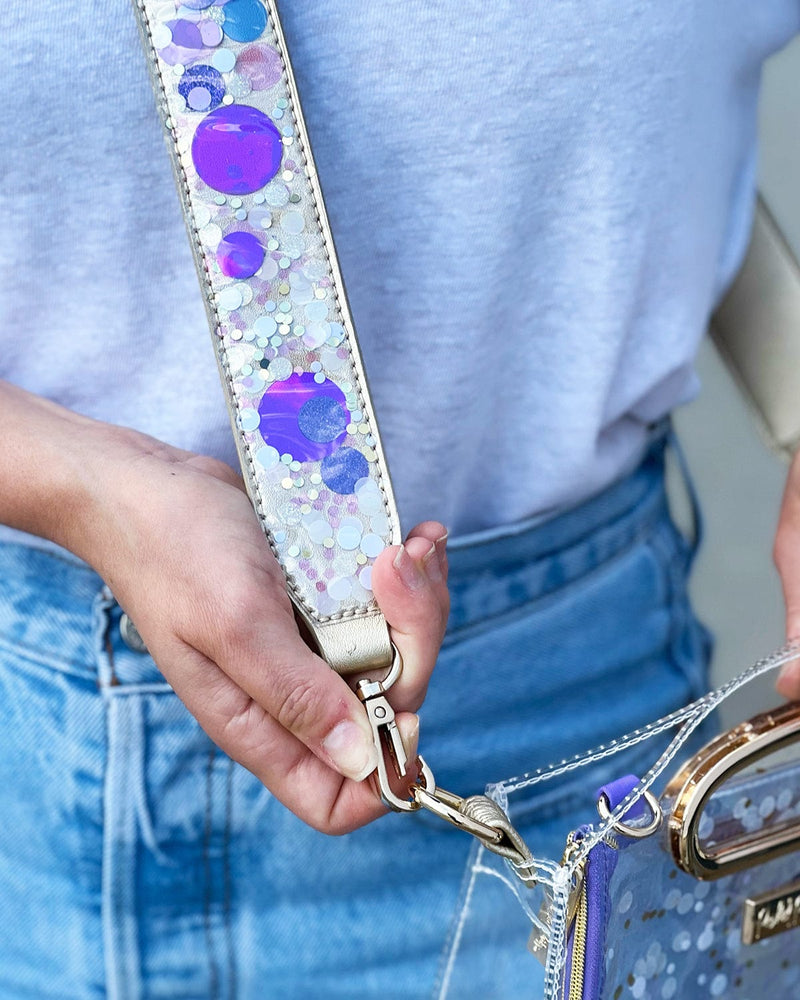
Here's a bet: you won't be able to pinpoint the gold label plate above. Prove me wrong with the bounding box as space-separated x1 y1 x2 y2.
742 878 800 945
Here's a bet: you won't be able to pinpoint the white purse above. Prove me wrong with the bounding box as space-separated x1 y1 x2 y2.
712 194 800 460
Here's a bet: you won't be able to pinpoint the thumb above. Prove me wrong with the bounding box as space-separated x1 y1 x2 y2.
371 521 450 713
774 454 800 697
396 712 421 763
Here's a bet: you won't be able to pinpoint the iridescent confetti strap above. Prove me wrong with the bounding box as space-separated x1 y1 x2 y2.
132 0 401 674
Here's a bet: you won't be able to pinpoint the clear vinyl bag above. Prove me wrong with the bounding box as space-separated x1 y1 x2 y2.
439 645 800 1000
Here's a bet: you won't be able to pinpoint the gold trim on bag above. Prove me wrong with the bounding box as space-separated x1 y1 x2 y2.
666 701 800 879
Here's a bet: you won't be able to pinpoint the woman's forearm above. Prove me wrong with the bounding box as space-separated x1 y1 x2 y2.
0 380 449 835
0 379 142 557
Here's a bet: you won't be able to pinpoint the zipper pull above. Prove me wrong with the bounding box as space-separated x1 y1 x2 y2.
528 830 587 965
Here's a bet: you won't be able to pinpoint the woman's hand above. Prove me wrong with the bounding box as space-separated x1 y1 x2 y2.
0 381 449 834
772 447 800 697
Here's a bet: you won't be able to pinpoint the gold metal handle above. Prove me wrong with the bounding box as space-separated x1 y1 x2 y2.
666 701 800 879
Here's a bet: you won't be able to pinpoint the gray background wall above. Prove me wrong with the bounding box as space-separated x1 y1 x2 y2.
673 36 799 722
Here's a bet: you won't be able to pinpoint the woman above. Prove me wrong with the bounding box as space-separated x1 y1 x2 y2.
2 1 800 997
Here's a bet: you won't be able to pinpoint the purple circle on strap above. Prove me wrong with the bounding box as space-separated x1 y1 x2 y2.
169 19 205 49
217 231 265 278
257 373 349 461
191 105 283 195
321 448 370 495
158 19 215 65
198 20 224 47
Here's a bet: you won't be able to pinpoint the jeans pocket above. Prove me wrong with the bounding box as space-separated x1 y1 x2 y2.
0 638 108 999
421 525 712 801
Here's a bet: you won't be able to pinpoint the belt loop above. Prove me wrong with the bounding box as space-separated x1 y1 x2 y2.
93 585 118 689
663 418 704 565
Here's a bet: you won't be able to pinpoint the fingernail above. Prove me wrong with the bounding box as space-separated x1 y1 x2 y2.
401 715 420 758
322 720 379 782
393 544 426 590
435 530 449 575
422 543 442 582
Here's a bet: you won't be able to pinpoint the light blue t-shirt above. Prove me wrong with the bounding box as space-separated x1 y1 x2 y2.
2 1 799 539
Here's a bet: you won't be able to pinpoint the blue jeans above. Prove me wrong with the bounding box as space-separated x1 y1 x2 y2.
0 430 711 999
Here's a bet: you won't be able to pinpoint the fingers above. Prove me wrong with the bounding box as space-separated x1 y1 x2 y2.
93 437 445 834
774 452 800 698
148 637 422 834
775 493 800 639
150 590 380 784
157 638 387 832
371 520 449 713
322 709 420 832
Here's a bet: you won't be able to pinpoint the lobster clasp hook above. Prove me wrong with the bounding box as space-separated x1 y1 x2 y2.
358 682 410 804
355 645 434 811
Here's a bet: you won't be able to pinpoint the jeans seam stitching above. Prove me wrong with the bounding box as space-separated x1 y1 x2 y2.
224 757 236 1000
649 525 705 698
0 632 95 678
204 747 220 1000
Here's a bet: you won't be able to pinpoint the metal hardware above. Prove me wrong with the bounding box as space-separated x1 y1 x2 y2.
120 613 148 654
568 877 588 1000
376 644 403 692
411 786 502 843
358 645 535 879
414 788 536 877
742 878 800 945
356 647 435 812
561 834 588 926
597 788 662 839
561 829 590 1000
666 701 800 879
413 787 536 876
358 690 436 812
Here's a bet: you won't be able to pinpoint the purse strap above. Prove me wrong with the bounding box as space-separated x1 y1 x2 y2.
133 0 400 677
132 0 539 866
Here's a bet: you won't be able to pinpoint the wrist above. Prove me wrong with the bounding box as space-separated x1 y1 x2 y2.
48 421 157 565
0 381 160 562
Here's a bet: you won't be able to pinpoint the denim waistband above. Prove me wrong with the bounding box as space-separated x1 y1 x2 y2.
444 422 691 634
448 422 678 569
